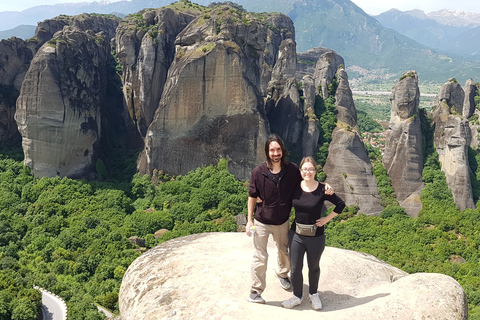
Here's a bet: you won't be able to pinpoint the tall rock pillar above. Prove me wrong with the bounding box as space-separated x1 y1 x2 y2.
433 79 475 210
383 71 424 217
323 68 383 215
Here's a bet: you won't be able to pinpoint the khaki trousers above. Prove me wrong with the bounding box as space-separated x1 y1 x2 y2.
250 220 290 294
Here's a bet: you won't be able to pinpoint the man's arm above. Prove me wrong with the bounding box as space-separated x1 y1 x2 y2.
246 196 257 236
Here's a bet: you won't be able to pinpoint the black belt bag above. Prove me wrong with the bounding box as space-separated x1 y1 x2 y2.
295 222 317 236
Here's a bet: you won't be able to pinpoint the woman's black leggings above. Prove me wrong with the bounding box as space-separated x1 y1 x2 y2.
288 230 326 298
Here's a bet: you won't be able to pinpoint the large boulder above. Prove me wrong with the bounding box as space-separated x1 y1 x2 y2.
323 68 383 215
383 71 424 217
137 7 295 180
432 79 475 210
119 232 467 320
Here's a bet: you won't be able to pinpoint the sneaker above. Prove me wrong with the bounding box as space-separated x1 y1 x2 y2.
309 293 323 310
275 272 292 290
281 295 302 309
247 292 266 304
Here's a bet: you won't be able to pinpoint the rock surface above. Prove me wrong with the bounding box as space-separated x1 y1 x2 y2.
324 68 383 215
265 38 303 155
433 80 475 210
115 8 198 137
463 79 478 118
15 26 111 178
383 71 424 217
119 232 467 320
313 50 345 98
137 8 295 180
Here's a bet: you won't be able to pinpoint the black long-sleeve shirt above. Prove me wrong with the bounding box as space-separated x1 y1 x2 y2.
291 182 345 237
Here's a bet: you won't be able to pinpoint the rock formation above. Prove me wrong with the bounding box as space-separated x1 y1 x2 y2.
119 232 468 320
265 38 303 156
383 71 424 217
0 38 36 144
323 68 383 215
115 8 198 137
296 47 344 83
301 75 319 157
432 79 475 210
15 24 113 178
463 79 478 118
137 7 296 180
313 49 345 98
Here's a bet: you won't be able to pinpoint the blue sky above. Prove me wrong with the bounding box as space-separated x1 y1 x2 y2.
3 0 480 14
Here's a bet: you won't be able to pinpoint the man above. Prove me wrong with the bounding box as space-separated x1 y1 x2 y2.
246 134 299 304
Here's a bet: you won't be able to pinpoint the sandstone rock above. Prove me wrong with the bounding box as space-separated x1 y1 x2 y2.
154 229 169 239
301 75 320 157
115 8 198 136
128 236 146 247
137 8 295 180
433 80 475 210
313 49 345 98
324 68 383 215
383 71 424 217
15 26 111 178
35 13 120 45
437 79 464 115
463 79 478 118
119 232 467 320
296 47 343 82
265 39 303 155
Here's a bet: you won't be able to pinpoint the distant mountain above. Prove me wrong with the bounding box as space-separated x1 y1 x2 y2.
0 25 36 40
428 10 480 28
1 0 480 84
375 9 480 59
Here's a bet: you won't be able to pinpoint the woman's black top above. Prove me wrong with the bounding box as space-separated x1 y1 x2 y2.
291 182 345 237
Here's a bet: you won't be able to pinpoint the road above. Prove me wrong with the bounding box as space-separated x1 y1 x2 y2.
35 286 67 320
352 90 436 97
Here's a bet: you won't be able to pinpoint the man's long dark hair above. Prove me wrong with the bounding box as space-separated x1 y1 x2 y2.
265 133 289 169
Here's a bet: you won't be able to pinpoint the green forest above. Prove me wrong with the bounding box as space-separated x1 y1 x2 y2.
3 75 480 319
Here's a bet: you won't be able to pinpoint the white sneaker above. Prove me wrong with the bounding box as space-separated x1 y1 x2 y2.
309 293 322 310
281 295 302 309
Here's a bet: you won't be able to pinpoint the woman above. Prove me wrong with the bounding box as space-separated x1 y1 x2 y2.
281 156 345 310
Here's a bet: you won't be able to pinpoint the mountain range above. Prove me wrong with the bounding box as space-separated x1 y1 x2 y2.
0 0 479 84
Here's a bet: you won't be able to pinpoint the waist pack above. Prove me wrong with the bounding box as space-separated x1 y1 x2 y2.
295 222 317 236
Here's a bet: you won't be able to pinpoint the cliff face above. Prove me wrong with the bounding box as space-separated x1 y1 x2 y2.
0 38 36 144
115 8 198 137
383 71 424 217
137 7 295 180
323 68 383 215
313 50 345 98
301 75 319 157
433 80 475 210
15 24 113 178
265 38 303 156
463 79 478 118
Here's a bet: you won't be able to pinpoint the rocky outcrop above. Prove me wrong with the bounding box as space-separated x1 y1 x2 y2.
115 8 198 137
137 7 295 180
323 68 383 215
313 49 345 98
433 80 475 210
301 75 319 156
15 26 111 178
0 38 37 143
35 13 120 45
296 47 343 82
119 232 468 320
463 79 478 118
383 71 424 217
265 38 303 155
